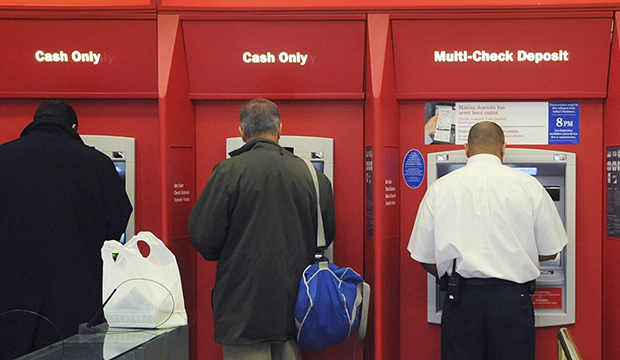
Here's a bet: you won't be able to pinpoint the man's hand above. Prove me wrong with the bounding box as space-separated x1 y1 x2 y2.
421 262 439 278
539 253 558 262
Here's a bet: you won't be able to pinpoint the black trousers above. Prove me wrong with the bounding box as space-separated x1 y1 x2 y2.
440 278 535 360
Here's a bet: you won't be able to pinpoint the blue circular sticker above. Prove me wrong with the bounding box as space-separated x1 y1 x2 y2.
403 149 425 189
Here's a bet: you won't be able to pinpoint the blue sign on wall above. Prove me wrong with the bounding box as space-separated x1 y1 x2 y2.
549 102 580 145
403 149 425 189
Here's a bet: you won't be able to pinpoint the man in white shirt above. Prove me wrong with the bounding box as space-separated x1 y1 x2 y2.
408 121 568 360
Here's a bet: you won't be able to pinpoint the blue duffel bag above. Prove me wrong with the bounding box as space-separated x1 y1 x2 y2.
294 259 370 351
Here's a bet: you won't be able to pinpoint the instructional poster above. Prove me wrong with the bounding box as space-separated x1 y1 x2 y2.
607 146 620 239
424 102 580 145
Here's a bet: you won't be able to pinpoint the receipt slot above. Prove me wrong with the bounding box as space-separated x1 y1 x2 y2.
425 148 576 327
81 135 136 243
226 135 334 260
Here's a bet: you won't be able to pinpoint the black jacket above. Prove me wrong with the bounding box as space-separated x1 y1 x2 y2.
0 118 132 359
189 138 336 345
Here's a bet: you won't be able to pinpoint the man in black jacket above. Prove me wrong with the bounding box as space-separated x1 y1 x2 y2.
0 101 133 359
189 98 336 360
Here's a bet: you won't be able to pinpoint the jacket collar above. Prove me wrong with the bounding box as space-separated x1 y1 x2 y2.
20 119 83 143
228 137 283 157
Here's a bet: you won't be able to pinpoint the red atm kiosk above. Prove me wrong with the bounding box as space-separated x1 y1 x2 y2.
158 15 367 360
0 15 167 351
392 13 610 360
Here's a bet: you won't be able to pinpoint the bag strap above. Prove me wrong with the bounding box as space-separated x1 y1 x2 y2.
356 282 371 340
302 157 326 248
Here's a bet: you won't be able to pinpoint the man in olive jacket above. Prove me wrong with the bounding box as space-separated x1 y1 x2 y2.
0 101 132 359
189 99 336 360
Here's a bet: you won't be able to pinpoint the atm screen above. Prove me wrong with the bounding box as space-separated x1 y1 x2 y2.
438 163 564 178
311 160 325 173
437 163 563 202
513 167 538 176
114 160 126 182
283 146 325 173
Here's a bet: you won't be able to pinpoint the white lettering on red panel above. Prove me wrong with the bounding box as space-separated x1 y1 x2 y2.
433 50 569 64
242 51 314 66
35 50 107 65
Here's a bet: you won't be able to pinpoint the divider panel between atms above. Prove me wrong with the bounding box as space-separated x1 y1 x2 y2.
602 13 620 360
181 17 367 360
393 14 610 360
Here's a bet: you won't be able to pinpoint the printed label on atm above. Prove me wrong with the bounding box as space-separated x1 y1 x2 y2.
531 288 563 309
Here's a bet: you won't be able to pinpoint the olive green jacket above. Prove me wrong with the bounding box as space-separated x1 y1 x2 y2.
189 138 335 345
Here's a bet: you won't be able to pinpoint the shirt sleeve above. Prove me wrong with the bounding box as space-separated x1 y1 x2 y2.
533 185 569 256
188 163 231 261
408 189 437 264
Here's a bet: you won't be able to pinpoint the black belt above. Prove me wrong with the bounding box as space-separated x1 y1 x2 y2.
460 277 537 294
461 278 523 286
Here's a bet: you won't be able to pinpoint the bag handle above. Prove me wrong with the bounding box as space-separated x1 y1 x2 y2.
301 158 326 248
125 231 175 266
101 239 127 263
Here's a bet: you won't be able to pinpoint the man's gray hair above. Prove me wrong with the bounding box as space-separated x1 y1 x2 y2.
239 98 281 139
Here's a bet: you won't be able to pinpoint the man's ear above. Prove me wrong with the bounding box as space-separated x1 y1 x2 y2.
464 143 470 158
239 126 247 143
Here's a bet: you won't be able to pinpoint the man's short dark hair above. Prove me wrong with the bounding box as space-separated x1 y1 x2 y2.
239 99 280 139
34 100 78 130
467 121 504 150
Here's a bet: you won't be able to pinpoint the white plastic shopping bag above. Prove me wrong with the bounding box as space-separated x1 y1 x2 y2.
101 231 187 328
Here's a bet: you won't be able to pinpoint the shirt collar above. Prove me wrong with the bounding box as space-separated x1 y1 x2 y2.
466 153 503 166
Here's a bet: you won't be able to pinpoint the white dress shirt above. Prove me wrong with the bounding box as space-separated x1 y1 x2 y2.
408 153 569 283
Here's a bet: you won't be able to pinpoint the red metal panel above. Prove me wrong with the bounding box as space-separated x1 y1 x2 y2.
182 20 365 98
392 17 613 99
602 13 620 360
366 14 402 360
160 0 620 9
0 19 157 97
0 0 153 7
